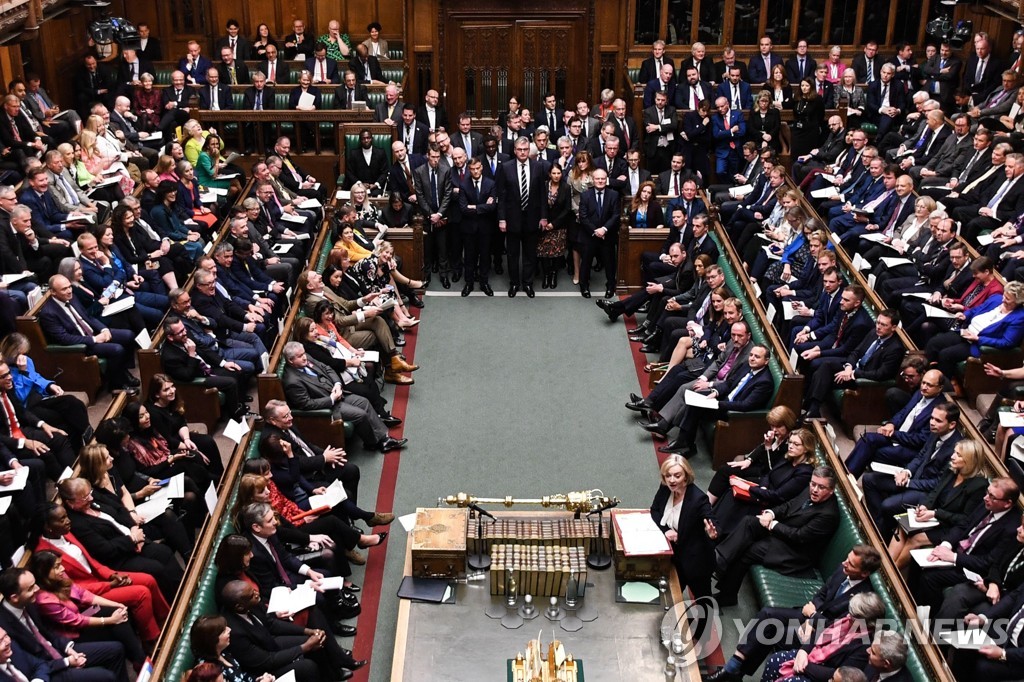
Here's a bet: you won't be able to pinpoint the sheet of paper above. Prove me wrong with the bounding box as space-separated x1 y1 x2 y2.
683 389 719 410
165 473 185 499
208 187 229 196
134 328 151 349
766 304 776 323
963 568 984 584
272 243 294 254
789 347 799 368
820 173 837 183
923 304 956 319
910 548 955 568
830 232 842 245
398 512 418 532
859 232 888 242
0 497 11 515
999 410 1024 428
360 350 380 363
614 512 672 555
298 198 322 209
276 672 297 682
223 417 249 444
68 211 95 223
977 233 994 246
142 130 163 142
939 630 997 650
204 482 218 516
297 92 316 109
728 184 753 198
905 292 933 300
851 253 869 271
810 188 837 199
880 257 913 267
133 496 171 523
761 245 781 260
102 162 126 176
57 466 73 483
89 176 121 190
908 508 941 529
102 297 135 317
751 280 762 298
199 192 217 204
10 545 25 567
1 271 31 284
217 172 241 180
0 468 29 492
335 190 351 201
315 576 346 591
782 301 795 321
307 479 348 509
870 462 904 476
281 212 306 224
267 584 316 614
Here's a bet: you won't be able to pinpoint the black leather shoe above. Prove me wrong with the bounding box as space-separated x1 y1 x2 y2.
395 334 406 347
344 582 361 593
381 414 403 428
481 283 494 296
508 284 518 297
461 283 473 297
336 669 355 681
639 343 659 354
605 289 615 298
705 667 741 682
358 531 389 548
524 285 535 298
124 375 141 388
350 659 369 670
628 333 647 342
378 437 407 453
452 270 462 283
332 623 358 637
580 288 591 298
440 275 451 289
658 439 692 456
625 396 652 412
335 601 361 620
641 421 669 438
597 299 621 321
408 296 425 308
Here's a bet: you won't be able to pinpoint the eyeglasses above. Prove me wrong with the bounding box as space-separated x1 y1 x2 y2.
809 482 833 491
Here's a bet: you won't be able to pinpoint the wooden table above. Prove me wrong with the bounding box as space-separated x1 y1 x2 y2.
391 510 703 682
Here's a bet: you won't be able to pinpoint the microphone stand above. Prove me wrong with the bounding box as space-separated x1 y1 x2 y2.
586 501 616 570
467 506 494 570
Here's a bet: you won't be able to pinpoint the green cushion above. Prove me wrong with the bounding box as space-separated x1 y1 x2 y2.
344 133 393 154
628 68 640 84
45 345 107 373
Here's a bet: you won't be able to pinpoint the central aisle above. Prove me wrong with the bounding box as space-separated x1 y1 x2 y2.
367 294 660 680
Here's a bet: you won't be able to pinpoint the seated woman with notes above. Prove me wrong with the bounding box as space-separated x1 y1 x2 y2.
887 439 988 572
188 617 275 682
650 455 717 600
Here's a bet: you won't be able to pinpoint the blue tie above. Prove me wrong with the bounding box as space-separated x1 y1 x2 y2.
728 371 753 401
856 337 882 369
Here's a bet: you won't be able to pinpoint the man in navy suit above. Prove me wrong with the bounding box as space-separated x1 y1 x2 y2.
593 137 628 196
963 33 1003 106
784 40 818 83
38 275 138 394
0 625 54 682
789 267 844 346
259 44 290 87
388 141 425 205
711 97 746 176
477 135 509 181
496 137 548 297
197 68 233 111
157 71 192 137
452 113 484 158
19 169 77 241
335 71 367 111
177 40 212 85
852 42 883 84
304 42 340 85
802 310 905 418
642 64 678 109
676 66 714 111
398 105 428 156
866 64 908 140
832 172 913 249
747 36 784 84
716 68 753 111
458 158 497 297
608 99 638 153
709 545 881 681
863 402 964 537
217 47 250 86
578 169 621 299
794 285 874 376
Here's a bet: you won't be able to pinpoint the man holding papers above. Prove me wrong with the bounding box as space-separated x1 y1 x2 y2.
861 402 963 538
936 513 1024 622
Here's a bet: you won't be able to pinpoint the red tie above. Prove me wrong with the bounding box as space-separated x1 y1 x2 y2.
833 313 850 348
23 613 61 660
620 119 629 148
1 393 24 439
320 61 326 82
269 62 276 82
267 540 293 587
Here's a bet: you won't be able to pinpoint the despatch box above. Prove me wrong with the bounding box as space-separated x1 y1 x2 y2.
410 507 468 578
610 509 673 581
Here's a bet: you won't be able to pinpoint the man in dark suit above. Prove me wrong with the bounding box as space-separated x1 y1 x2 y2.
58 478 183 602
39 275 138 395
862 401 964 537
578 169 621 299
0 359 70 490
373 84 403 125
794 116 846 182
304 42 340 85
715 68 754 112
913 113 974 186
217 46 250 86
388 140 425 204
160 316 247 421
622 149 652 197
866 64 908 140
675 66 714 111
593 137 628 196
958 573 1024 679
919 43 962 110
711 97 747 176
953 152 1024 244
478 134 510 181
135 23 161 61
679 42 714 84
220 578 360 681
416 89 449 133
282 18 313 61
887 42 917 95
157 71 192 138
0 568 127 682
349 44 384 85
908 476 1020 610
214 19 252 61
72 56 111 116
937 513 1024 621
963 33 1003 106
281 342 404 453
638 41 675 85
197 68 233 111
708 545 882 682
452 113 484 158
788 266 844 346
413 144 454 288
178 40 212 85
112 49 153 98
241 73 274 113
793 285 874 374
852 42 883 84
537 93 563 137
335 71 367 111
642 64 678 110
747 36 784 84
344 128 389 192
0 625 65 682
600 242 687 323
0 95 43 169
608 99 638 153
398 105 428 156
784 40 818 83
714 48 749 86
811 63 835 104
712 467 841 607
458 157 497 296
642 90 677 177
802 310 905 418
496 136 549 297
259 44 290 86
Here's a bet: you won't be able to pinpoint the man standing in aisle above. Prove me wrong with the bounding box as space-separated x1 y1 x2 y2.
496 137 548 298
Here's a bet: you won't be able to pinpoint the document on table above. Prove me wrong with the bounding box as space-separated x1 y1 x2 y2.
307 479 348 509
999 410 1024 428
267 583 316 614
684 390 719 410
907 508 941 529
613 512 671 556
939 629 997 650
870 462 904 476
727 184 753 198
0 468 30 492
910 548 955 568
67 211 95 223
923 304 956 319
142 130 163 142
880 257 913 267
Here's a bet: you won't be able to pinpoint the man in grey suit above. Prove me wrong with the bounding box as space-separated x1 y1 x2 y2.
42 149 108 223
373 84 404 126
912 114 974 186
414 144 454 288
281 342 405 453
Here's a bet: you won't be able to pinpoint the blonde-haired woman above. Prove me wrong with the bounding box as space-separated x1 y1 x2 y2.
80 119 134 195
567 150 595 284
650 455 717 599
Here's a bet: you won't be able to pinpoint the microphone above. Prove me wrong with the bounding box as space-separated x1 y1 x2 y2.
587 498 620 516
468 503 496 521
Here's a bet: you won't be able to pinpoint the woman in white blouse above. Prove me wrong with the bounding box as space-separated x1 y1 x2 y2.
649 455 717 599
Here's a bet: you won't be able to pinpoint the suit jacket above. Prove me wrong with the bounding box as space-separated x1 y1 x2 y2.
412 162 453 217
940 505 1020 575
136 37 162 62
847 332 904 381
985 541 1024 593
872 193 915 235
64 502 138 568
642 79 678 109
964 54 1004 101
639 56 676 85
926 133 973 176
921 471 988 530
245 531 304 597
398 120 429 155
887 392 941 449
678 57 713 84
477 152 509 180
651 483 716 579
373 99 405 124
809 564 875 623
785 55 818 83
223 605 310 673
191 288 248 336
903 431 964 492
0 386 44 452
805 288 843 333
217 60 250 85
866 80 908 122
578 187 621 239
978 85 1020 118
282 359 342 412
675 81 714 110
961 296 1024 356
344 146 389 189
335 84 368 110
303 57 340 84
451 130 484 158
642 105 678 158
0 605 73 674
38 297 104 348
458 175 497 233
0 642 52 682
159 339 225 383
416 105 449 133
712 110 746 156
593 154 629 195
349 55 384 83
287 85 321 110
814 306 873 359
715 81 754 111
608 116 638 152
714 60 749 84
258 60 291 85
920 55 962 104
495 159 548 233
744 490 840 575
711 366 774 412
748 53 784 84
851 54 883 84
198 83 233 110
388 154 426 201
214 35 252 61
0 112 38 154
177 55 213 84
242 86 276 111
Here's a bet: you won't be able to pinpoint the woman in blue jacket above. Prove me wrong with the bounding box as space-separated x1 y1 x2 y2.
925 281 1024 378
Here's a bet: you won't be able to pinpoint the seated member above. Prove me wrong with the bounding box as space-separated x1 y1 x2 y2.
159 316 249 421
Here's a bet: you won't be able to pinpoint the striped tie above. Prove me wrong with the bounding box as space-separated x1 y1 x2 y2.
520 163 529 210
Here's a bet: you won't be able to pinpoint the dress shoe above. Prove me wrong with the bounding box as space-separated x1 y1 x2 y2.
658 439 692 456
605 289 615 298
390 355 419 372
358 531 389 548
124 375 141 388
641 421 669 438
628 333 647 343
461 283 473 297
408 296 425 308
344 548 367 565
368 512 396 525
481 283 494 296
381 414 403 428
705 667 742 682
639 342 660 354
394 333 406 347
625 395 652 412
580 288 591 299
334 601 361 620
494 262 504 275
452 270 462 283
440 275 451 289
597 299 622 321
378 437 407 453
541 275 550 289
383 370 414 385
524 285 535 298
332 623 358 637
349 659 369 670
335 669 355 681
344 582 361 593
508 284 519 297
